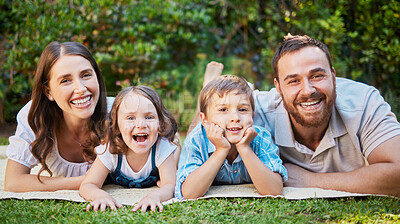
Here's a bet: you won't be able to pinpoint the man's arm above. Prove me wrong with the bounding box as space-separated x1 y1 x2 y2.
285 135 400 197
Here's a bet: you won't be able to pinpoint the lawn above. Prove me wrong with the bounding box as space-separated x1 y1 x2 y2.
0 196 399 223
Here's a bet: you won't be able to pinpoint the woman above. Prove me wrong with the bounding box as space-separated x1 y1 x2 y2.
4 41 112 192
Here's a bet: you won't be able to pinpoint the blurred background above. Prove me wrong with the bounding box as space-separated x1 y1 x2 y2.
1 0 399 137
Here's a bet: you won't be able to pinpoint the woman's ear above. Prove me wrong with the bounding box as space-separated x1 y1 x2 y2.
43 86 54 101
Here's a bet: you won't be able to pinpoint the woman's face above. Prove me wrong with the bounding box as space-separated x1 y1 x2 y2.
46 55 100 122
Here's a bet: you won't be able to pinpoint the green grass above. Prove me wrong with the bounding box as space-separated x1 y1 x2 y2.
0 196 399 223
0 137 9 145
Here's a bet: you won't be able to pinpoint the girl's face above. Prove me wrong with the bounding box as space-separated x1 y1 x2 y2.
117 92 159 154
46 55 100 122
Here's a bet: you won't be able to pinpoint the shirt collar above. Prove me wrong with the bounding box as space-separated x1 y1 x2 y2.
274 103 348 150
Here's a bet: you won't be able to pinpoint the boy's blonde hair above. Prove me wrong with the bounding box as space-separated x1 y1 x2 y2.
199 75 254 115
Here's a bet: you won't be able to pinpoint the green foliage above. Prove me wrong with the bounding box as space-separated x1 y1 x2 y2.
1 0 399 131
0 197 399 223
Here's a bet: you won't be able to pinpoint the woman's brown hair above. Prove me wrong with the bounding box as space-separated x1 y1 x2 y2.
104 85 177 154
28 41 107 180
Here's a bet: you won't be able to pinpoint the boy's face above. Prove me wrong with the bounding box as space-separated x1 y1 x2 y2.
201 91 254 144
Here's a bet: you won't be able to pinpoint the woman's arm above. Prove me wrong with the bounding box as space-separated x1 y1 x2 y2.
79 158 122 211
132 154 176 212
4 159 85 192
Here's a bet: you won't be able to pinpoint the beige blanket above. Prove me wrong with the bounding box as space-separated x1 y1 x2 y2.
0 146 371 205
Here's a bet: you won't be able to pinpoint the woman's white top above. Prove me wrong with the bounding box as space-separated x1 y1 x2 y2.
96 137 176 182
6 97 114 177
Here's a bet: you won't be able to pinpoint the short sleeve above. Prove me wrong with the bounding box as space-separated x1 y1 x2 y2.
6 101 38 168
155 137 177 167
358 88 400 158
174 125 207 199
252 126 288 182
96 144 117 172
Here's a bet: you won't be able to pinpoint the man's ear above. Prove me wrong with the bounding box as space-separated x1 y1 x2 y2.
200 112 207 126
43 86 54 101
274 78 281 94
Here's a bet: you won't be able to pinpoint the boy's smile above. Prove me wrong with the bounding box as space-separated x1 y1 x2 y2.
201 91 254 144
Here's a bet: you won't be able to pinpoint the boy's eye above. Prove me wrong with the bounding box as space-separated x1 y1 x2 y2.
60 79 70 84
239 108 248 112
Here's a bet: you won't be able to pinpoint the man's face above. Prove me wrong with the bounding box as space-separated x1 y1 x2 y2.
274 46 336 128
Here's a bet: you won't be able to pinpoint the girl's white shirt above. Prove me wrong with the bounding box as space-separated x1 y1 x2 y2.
6 97 114 177
95 137 176 182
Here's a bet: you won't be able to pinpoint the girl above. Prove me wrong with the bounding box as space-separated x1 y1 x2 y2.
79 86 178 212
5 42 112 192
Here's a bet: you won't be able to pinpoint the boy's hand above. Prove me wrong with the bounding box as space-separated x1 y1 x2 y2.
236 127 257 150
204 122 231 153
132 194 163 212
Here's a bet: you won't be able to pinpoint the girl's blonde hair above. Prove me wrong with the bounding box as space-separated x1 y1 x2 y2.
104 85 178 154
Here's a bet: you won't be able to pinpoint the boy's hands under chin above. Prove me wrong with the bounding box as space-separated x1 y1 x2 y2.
204 122 231 154
235 127 257 152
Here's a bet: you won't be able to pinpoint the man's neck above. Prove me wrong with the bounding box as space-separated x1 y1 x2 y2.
291 120 329 152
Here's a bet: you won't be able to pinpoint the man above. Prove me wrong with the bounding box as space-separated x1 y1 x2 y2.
189 34 400 196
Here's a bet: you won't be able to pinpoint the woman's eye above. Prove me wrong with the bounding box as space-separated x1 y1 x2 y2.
83 73 92 78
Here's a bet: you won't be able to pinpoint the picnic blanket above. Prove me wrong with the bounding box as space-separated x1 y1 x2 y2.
0 146 371 205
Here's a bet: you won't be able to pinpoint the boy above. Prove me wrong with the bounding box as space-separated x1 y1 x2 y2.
175 75 287 199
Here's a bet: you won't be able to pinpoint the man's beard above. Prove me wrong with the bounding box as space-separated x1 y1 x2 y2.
281 88 336 128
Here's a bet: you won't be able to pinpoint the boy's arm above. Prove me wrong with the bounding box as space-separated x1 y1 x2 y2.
182 123 231 199
79 158 122 211
236 127 283 196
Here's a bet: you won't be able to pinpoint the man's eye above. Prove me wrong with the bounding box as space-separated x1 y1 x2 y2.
288 79 298 84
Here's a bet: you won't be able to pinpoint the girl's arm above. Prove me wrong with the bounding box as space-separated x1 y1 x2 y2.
236 127 283 196
79 158 122 211
132 154 176 212
4 159 85 192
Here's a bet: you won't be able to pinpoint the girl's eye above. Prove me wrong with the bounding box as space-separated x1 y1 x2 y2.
239 108 248 112
218 108 227 112
127 116 135 120
145 115 154 120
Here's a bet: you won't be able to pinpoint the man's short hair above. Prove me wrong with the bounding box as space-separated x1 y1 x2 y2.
199 75 254 115
272 34 333 82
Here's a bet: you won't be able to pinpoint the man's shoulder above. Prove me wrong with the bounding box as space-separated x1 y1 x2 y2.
335 77 380 111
